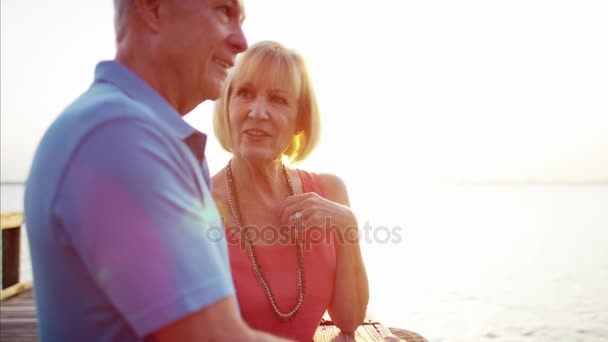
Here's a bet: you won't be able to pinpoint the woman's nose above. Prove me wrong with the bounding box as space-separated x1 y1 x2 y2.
248 98 270 120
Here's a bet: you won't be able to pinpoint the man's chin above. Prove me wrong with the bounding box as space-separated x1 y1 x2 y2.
202 81 225 101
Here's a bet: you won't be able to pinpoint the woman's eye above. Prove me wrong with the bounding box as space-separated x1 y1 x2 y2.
236 88 252 98
271 95 287 105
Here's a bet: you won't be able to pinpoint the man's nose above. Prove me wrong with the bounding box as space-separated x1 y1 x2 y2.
229 25 248 53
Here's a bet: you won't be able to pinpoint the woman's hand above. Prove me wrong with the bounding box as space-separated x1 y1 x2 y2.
279 192 357 233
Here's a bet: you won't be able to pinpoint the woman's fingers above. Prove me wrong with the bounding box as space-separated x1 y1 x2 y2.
283 192 316 205
280 193 317 224
280 202 301 225
280 192 352 229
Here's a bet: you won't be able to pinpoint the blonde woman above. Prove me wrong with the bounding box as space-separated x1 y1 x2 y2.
211 41 369 341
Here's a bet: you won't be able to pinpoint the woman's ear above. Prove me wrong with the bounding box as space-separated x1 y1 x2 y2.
295 114 304 135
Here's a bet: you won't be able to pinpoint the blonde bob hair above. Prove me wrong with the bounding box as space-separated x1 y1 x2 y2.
213 40 321 163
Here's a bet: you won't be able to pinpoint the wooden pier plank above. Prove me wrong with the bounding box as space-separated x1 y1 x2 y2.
0 287 39 342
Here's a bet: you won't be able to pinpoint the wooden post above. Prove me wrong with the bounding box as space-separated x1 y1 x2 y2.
1 212 23 289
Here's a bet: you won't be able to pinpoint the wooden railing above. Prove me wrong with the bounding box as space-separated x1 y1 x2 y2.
1 212 32 300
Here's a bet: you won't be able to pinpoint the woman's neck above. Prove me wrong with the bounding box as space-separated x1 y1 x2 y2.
229 156 288 199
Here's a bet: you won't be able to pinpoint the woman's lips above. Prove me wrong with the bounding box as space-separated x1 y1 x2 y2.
243 128 270 138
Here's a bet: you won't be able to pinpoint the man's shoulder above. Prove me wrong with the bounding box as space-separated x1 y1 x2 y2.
42 81 170 150
62 82 155 127
30 82 174 183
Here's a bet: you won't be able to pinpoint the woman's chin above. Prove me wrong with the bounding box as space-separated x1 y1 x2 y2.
236 150 278 165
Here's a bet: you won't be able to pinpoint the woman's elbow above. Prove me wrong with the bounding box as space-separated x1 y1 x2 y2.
338 324 357 334
336 313 366 334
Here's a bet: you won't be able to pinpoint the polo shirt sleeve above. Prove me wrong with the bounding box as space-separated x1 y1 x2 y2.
53 117 235 337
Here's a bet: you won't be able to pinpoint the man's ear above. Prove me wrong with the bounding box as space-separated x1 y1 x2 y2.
132 0 162 32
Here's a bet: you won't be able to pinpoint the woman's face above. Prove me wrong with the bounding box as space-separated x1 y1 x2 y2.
228 70 300 164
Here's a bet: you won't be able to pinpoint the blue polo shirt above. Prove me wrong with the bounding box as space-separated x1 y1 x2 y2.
24 61 235 341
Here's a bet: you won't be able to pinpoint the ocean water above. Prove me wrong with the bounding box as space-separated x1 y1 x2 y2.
2 183 607 341
352 183 608 342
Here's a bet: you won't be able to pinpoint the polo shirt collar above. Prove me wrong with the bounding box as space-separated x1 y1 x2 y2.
94 60 207 155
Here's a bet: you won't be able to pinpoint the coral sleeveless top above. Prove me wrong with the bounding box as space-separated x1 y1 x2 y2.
227 170 337 342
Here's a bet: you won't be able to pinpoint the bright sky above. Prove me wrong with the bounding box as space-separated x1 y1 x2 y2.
2 0 607 184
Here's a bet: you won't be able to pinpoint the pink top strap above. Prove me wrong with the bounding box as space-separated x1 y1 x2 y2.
298 170 325 196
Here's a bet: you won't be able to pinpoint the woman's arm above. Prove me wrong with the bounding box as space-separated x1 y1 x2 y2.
280 173 370 333
319 174 369 333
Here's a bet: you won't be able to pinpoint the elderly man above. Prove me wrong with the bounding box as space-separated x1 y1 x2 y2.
24 0 288 341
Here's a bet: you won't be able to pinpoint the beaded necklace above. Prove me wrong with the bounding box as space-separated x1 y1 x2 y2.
224 160 305 321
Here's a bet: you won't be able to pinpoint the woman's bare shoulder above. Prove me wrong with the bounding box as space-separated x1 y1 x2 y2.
317 173 350 206
211 172 228 206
